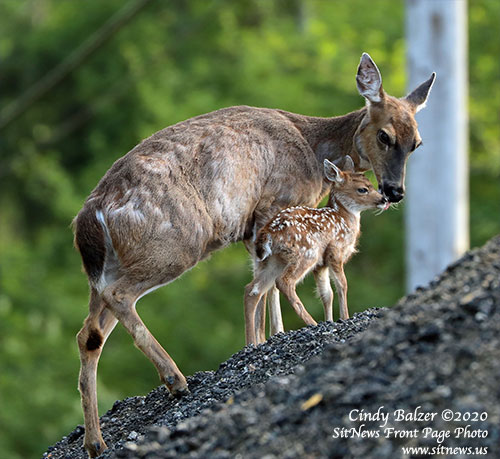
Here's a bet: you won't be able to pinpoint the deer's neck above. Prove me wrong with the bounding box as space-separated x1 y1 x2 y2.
326 195 361 232
282 108 368 171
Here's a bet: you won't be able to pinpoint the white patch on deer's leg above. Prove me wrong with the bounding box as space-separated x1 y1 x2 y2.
250 283 260 296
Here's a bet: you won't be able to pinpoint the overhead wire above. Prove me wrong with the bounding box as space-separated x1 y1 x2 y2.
0 0 153 131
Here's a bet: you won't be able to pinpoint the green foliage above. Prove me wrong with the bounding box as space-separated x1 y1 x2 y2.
0 1 498 457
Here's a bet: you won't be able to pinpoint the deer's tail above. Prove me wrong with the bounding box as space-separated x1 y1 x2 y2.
72 204 108 290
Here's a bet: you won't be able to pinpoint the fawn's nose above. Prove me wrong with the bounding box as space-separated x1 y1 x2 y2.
381 183 405 203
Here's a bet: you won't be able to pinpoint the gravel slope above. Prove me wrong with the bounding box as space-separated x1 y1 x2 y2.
44 235 500 458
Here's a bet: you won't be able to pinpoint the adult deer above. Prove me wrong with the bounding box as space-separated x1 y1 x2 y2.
73 53 434 456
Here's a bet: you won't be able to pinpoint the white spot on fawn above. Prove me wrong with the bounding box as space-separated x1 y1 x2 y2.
305 248 316 259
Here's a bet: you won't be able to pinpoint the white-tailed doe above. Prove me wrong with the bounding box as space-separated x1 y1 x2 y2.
73 53 434 457
244 157 389 345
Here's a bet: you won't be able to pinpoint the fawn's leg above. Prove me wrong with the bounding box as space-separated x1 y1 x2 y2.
313 267 334 322
256 283 285 342
244 283 267 346
254 293 267 344
102 278 188 395
330 264 349 320
244 239 270 345
268 285 284 335
77 288 118 457
276 265 317 326
244 260 281 345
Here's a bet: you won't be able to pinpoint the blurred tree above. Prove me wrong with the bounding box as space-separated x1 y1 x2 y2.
0 1 498 457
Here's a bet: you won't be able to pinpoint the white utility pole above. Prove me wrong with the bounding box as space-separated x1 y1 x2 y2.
405 0 469 292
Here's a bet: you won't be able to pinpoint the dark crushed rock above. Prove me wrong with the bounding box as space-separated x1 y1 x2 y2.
44 235 500 459
44 309 379 459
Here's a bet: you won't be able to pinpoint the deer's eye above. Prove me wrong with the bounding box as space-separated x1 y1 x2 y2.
357 187 369 194
377 130 391 146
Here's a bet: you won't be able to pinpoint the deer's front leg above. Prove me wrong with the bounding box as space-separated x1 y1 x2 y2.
314 266 334 322
268 285 284 335
244 282 265 345
254 292 267 344
330 265 349 320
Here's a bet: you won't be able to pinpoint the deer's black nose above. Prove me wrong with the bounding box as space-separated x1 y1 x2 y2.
382 183 405 203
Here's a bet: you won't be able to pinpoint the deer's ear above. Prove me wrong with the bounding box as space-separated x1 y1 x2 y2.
356 53 384 104
324 159 344 184
343 155 355 172
405 72 436 113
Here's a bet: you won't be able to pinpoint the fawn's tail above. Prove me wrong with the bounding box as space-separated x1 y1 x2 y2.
255 233 272 261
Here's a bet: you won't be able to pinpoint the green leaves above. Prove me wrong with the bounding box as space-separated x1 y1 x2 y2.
0 1 498 458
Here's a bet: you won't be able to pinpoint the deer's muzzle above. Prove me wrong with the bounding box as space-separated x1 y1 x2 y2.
381 182 405 203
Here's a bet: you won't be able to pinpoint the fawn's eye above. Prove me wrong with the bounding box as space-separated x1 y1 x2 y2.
357 187 369 194
377 130 391 146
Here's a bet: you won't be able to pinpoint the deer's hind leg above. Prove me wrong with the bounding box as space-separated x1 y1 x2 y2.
244 259 283 345
276 263 317 326
101 276 188 396
77 287 118 457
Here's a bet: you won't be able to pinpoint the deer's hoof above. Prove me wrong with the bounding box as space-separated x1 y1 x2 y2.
163 374 190 398
171 385 190 399
85 439 107 458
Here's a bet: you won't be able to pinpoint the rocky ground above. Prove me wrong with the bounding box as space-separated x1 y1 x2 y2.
44 235 500 459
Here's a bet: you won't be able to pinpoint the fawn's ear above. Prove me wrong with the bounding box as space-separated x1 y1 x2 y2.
343 155 355 172
324 159 345 184
356 53 384 104
405 72 436 113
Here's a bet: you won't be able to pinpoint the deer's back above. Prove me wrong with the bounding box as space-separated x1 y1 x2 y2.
76 106 326 269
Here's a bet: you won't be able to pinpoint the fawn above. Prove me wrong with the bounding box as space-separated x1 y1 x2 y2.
244 157 389 345
74 53 434 456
